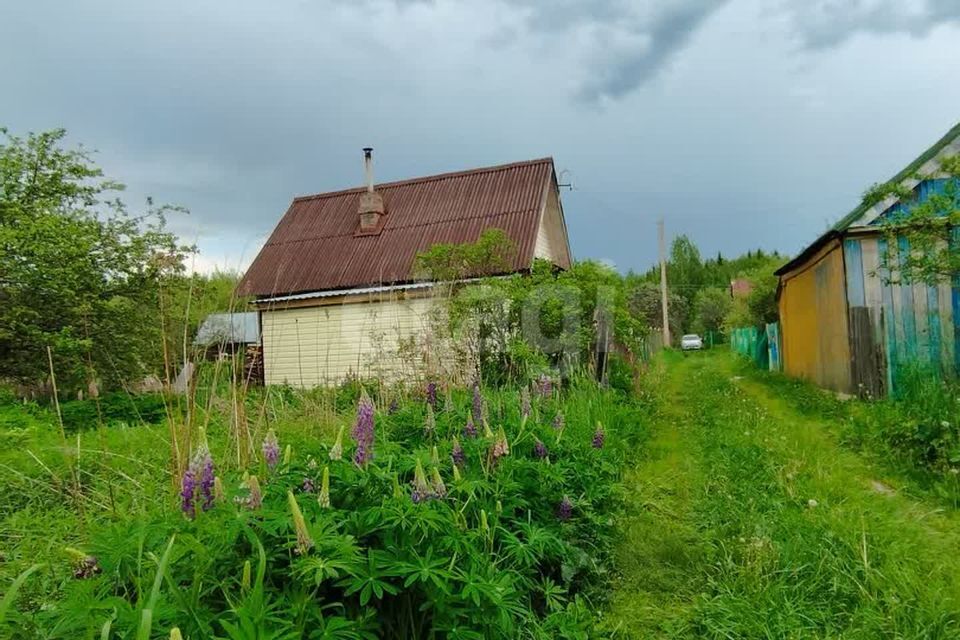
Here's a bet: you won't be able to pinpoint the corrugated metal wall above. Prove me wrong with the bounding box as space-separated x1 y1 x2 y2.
261 295 448 387
779 241 853 393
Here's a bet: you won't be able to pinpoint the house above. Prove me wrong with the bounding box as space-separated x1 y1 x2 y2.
775 122 960 396
729 278 752 299
237 151 572 387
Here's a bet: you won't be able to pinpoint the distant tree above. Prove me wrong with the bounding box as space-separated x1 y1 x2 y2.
692 287 733 335
869 155 960 285
0 127 190 391
625 279 688 344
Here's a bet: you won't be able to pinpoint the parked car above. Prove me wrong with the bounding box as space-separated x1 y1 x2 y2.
680 334 703 351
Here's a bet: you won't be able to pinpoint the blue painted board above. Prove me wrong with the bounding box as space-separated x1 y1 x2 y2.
844 239 866 307
878 237 897 393
898 236 918 362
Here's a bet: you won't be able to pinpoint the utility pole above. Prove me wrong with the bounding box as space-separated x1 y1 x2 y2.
658 219 671 348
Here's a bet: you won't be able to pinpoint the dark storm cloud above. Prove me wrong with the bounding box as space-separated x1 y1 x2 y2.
495 0 729 102
785 0 960 49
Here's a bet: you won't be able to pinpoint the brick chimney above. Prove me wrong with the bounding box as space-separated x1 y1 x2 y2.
358 147 385 234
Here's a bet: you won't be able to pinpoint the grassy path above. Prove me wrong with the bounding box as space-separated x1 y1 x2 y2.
604 350 960 639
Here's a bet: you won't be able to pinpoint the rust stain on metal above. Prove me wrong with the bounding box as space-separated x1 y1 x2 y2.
238 158 558 297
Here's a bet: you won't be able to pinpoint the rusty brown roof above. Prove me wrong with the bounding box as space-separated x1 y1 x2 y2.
238 157 561 298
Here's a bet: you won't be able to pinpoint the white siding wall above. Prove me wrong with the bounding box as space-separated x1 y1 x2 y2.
534 186 570 265
261 295 447 387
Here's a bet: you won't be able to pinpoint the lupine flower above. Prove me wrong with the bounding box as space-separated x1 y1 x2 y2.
537 374 553 399
66 548 101 579
425 404 436 438
491 427 510 465
180 445 216 517
430 467 447 498
282 444 292 466
241 560 251 591
329 426 345 461
318 466 331 508
287 490 314 555
472 382 483 424
180 465 197 518
592 423 605 449
464 416 478 439
452 464 462 481
262 430 280 469
451 438 465 466
558 496 573 521
483 419 495 439
553 412 565 431
496 500 503 514
520 387 531 421
431 445 440 465
245 475 263 510
170 628 184 640
351 392 376 467
480 509 489 532
198 448 216 511
302 477 315 493
388 398 399 414
444 387 454 413
307 456 318 470
213 476 225 503
411 458 432 504
534 438 548 460
426 381 438 408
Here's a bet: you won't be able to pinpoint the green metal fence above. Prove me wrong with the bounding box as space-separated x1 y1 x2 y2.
731 323 782 371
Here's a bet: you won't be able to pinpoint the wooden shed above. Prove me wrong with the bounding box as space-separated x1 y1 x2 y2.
776 122 960 396
237 153 572 387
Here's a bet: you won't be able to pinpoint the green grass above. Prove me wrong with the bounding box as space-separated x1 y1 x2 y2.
606 350 960 639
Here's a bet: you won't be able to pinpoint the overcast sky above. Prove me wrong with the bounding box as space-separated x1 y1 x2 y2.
4 0 959 273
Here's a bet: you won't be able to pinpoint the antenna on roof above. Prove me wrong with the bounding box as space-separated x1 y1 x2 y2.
557 168 574 191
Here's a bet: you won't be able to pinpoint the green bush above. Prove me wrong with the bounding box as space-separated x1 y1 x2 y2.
56 392 169 430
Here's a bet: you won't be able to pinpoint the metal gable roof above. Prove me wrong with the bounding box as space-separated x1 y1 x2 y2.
237 157 560 298
776 121 960 277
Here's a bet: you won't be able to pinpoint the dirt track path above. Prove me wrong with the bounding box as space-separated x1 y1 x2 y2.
603 350 960 639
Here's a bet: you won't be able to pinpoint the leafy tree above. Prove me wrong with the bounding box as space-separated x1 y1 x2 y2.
667 235 705 309
870 155 960 286
0 127 190 391
623 279 688 344
692 287 732 335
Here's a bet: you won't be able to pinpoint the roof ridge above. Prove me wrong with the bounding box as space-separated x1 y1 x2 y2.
292 156 553 203
266 206 540 246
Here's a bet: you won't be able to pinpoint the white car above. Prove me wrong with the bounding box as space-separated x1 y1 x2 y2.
680 334 703 351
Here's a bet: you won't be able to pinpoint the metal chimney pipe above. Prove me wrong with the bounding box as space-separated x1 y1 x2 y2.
362 147 374 193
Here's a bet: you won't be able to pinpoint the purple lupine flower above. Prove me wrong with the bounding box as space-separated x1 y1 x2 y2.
464 415 478 439
351 392 376 467
553 412 565 430
180 465 197 518
592 423 605 450
537 374 553 399
472 382 483 425
426 381 438 409
520 387 531 420
451 438 465 467
302 477 315 493
534 438 548 460
198 449 216 511
388 398 399 415
558 496 573 521
262 430 280 469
